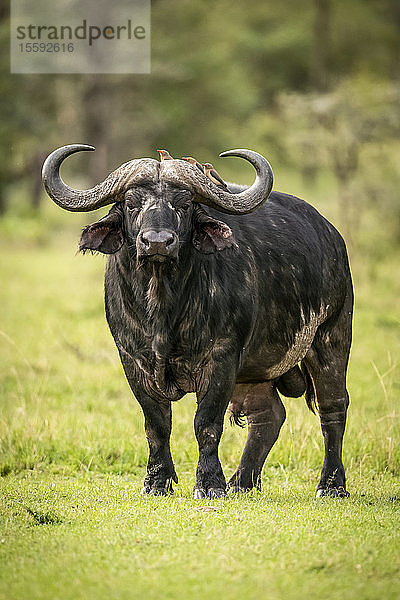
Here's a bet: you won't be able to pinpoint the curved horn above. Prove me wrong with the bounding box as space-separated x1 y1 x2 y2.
42 144 159 212
160 149 273 215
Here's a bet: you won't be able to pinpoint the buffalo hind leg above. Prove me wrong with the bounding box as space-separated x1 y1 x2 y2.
228 382 286 492
303 300 352 498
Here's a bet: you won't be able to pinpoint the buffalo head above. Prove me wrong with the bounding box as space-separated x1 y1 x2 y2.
42 145 273 262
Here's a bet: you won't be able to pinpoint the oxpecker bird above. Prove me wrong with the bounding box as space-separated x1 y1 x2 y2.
157 149 174 161
203 163 228 189
182 156 204 173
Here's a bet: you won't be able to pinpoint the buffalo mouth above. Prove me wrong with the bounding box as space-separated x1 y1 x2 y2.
142 253 169 263
136 251 178 268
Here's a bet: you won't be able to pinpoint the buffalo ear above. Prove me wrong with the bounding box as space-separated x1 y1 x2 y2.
79 205 124 255
192 207 238 254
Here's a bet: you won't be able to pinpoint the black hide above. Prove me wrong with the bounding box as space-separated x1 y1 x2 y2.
80 187 353 499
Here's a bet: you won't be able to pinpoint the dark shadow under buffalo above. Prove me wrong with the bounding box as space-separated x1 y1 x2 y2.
42 145 353 499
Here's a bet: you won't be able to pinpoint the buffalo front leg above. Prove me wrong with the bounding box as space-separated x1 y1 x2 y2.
119 351 177 495
194 372 236 499
228 382 286 492
138 394 177 495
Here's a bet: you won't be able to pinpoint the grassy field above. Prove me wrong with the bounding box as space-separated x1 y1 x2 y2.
0 198 399 600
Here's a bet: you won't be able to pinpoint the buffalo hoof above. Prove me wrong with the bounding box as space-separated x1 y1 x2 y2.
194 488 206 499
208 488 225 499
228 472 261 493
193 487 225 499
141 487 170 496
316 486 349 498
226 486 251 494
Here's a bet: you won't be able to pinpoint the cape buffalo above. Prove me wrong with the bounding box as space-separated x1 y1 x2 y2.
42 145 353 498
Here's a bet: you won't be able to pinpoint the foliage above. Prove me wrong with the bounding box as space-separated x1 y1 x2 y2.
1 0 399 236
276 76 400 244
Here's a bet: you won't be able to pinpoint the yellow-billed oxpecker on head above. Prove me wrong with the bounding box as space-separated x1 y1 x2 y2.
202 162 228 189
157 149 174 161
182 156 204 173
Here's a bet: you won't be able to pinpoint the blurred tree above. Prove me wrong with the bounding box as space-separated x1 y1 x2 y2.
311 0 331 92
385 0 400 81
0 0 58 214
0 0 399 256
82 76 112 183
278 77 400 245
0 2 11 214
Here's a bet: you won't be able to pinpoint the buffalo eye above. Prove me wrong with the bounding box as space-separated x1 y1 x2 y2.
174 189 192 212
124 188 142 211
178 201 192 213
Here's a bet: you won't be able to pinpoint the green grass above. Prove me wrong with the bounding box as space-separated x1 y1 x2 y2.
1 210 399 600
1 472 399 600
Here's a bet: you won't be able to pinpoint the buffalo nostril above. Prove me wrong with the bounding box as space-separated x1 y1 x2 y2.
139 230 178 256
